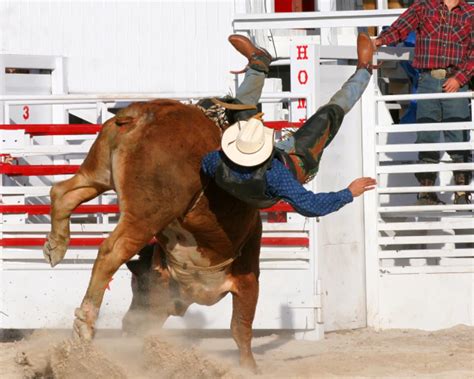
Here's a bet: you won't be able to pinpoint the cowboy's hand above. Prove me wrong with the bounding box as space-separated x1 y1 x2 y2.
348 177 377 197
442 77 461 93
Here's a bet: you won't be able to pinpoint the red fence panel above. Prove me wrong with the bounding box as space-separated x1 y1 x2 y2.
0 124 102 135
0 164 81 176
0 236 309 248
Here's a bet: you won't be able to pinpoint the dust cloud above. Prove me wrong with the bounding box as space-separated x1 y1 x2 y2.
1 325 473 378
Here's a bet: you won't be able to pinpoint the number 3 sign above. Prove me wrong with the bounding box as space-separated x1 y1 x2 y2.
22 105 30 120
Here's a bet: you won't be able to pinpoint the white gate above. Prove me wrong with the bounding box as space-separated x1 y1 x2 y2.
362 68 474 330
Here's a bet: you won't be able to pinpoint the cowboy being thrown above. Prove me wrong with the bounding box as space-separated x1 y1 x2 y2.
201 33 377 216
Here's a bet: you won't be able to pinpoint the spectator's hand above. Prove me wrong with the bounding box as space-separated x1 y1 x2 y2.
372 38 383 51
348 177 377 197
443 77 461 93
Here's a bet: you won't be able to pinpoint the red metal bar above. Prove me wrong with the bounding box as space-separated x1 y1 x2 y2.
265 121 303 130
0 236 309 247
0 121 301 136
0 203 292 214
0 204 120 215
263 203 294 212
0 238 104 247
267 211 288 224
0 122 302 134
262 237 308 247
0 124 102 136
0 163 80 176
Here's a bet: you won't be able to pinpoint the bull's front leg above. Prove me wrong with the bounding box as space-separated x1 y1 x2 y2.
44 173 105 267
74 221 153 341
231 272 259 372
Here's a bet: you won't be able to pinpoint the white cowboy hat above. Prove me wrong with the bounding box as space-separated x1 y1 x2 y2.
221 118 274 167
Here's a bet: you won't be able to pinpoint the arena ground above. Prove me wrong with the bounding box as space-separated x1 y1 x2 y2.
0 325 472 378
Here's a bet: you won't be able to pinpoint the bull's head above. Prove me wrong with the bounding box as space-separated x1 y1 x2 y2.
126 244 155 308
123 243 187 335
122 244 159 334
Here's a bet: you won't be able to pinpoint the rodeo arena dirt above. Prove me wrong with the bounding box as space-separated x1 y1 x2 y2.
1 1 473 379
0 326 472 378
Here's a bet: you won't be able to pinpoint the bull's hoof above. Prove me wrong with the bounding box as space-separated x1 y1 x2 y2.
122 310 166 337
43 234 69 267
72 308 94 342
122 312 140 336
241 356 260 374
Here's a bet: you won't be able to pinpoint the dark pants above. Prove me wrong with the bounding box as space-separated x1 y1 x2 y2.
279 104 345 183
276 68 370 183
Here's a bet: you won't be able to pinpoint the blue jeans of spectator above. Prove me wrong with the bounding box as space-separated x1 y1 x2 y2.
415 72 472 183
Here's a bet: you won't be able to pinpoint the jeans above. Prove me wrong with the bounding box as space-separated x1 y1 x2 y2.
232 68 371 183
415 72 472 183
234 68 266 121
277 68 371 183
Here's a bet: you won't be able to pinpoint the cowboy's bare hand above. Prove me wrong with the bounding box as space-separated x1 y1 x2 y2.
348 177 377 197
2 156 14 164
442 77 461 93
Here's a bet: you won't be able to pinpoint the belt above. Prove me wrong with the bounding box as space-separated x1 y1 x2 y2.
419 68 454 79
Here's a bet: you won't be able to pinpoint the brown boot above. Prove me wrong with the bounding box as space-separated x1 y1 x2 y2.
454 192 471 204
416 178 445 206
356 32 375 73
453 172 472 204
228 34 273 74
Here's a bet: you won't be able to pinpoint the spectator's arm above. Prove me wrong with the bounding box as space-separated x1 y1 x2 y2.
453 25 474 87
377 3 421 46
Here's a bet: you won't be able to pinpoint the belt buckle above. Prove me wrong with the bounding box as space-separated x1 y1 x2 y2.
430 69 447 80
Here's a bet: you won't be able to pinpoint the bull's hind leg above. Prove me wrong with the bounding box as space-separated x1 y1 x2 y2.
230 225 261 372
44 173 109 267
73 217 161 341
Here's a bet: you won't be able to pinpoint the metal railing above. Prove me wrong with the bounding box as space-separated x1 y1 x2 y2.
233 9 404 30
0 91 313 269
0 92 309 124
363 85 474 275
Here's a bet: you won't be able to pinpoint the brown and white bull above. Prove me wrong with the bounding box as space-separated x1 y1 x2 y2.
44 99 262 370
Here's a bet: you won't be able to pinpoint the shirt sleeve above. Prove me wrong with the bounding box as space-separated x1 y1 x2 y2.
377 3 422 46
266 160 354 218
201 151 220 177
453 20 474 87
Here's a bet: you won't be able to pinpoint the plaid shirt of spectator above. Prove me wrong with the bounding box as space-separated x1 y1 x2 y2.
377 0 473 86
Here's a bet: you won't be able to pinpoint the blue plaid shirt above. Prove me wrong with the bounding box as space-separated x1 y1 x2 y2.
201 151 353 217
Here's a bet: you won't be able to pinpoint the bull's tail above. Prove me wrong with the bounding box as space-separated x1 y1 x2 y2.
114 103 155 130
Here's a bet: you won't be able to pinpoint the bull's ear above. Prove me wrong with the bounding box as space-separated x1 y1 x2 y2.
126 259 148 276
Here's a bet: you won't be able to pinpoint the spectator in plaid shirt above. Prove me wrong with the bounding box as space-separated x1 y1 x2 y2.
374 0 473 205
